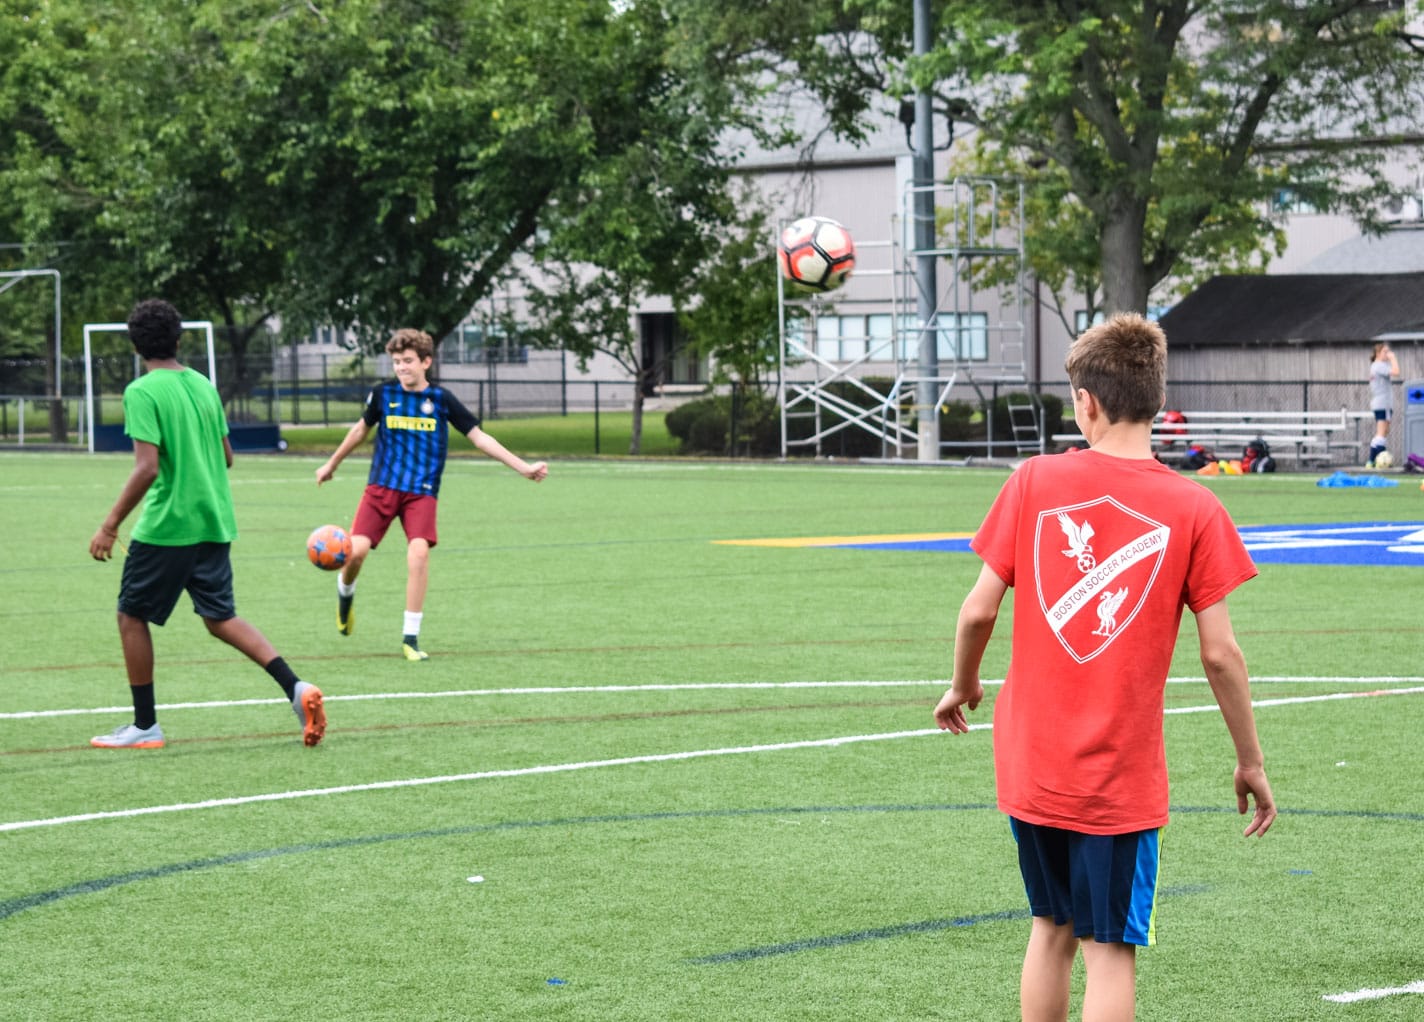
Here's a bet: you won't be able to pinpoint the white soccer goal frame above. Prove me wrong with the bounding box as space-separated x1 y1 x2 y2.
83 320 215 453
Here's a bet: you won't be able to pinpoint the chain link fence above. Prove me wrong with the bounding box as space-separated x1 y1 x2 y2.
0 354 1397 466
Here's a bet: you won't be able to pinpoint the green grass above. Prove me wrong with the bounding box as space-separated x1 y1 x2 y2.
2 453 1423 1020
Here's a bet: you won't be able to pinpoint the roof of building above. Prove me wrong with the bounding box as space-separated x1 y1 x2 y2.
1158 271 1424 346
1299 224 1424 274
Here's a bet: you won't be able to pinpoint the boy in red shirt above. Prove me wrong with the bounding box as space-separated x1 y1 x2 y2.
934 313 1275 1022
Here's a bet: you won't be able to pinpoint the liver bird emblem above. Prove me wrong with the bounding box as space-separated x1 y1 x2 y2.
1093 587 1130 636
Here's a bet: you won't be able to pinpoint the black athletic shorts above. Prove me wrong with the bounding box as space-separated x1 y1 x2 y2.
117 540 236 625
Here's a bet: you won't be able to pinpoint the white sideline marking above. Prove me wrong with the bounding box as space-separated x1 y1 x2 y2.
0 727 954 833
5 675 1422 720
4 679 948 719
1323 980 1424 1003
2 684 1422 834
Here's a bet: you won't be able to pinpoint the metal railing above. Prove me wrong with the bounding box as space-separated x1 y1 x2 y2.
0 367 1404 466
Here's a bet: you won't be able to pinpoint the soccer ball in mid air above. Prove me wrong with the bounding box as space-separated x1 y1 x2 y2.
778 216 856 293
1374 450 1394 469
307 524 353 570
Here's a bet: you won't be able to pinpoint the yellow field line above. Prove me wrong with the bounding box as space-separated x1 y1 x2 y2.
714 532 974 548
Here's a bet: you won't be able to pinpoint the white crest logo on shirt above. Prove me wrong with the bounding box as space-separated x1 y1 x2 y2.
420 398 435 415
1057 512 1097 571
1035 497 1170 663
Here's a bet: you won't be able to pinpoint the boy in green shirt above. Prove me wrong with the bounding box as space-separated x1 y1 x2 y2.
88 299 325 748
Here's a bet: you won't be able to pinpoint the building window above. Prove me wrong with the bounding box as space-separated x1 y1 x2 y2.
814 312 988 362
443 322 529 364
1271 188 1319 215
815 316 842 360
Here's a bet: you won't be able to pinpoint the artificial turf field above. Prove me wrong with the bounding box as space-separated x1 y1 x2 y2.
2 450 1423 1021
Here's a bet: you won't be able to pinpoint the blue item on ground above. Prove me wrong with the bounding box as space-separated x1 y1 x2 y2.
1316 471 1398 488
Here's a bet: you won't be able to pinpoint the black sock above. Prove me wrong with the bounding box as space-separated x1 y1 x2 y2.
132 683 157 730
403 634 419 647
265 656 299 700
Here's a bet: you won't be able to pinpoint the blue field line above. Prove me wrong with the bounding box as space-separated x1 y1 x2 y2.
5 803 1422 927
687 885 1212 965
687 909 1032 964
0 804 992 923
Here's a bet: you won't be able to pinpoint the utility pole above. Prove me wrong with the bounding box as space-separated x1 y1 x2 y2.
912 0 939 462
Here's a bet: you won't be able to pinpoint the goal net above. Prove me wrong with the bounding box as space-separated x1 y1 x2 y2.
82 320 215 453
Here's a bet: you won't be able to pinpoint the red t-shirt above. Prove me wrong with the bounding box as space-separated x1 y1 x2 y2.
973 449 1257 835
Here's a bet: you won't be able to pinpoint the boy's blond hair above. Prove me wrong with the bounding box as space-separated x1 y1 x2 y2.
1064 313 1167 424
386 328 435 361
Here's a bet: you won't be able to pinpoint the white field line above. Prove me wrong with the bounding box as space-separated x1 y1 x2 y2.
2 684 1422 835
1323 980 1424 1003
5 675 1422 721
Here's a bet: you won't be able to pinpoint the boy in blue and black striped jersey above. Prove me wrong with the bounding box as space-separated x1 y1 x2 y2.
316 328 548 660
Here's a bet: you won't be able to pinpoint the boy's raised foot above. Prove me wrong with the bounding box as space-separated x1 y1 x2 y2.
292 681 326 747
401 637 429 662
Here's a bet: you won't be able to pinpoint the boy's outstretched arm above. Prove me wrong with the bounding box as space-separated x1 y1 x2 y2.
469 426 548 481
1195 598 1276 837
934 562 1007 734
315 420 372 485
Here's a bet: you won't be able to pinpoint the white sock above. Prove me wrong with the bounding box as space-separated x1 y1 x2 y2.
337 578 356 598
403 611 423 637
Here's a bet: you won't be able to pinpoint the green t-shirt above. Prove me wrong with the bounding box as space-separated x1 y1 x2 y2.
123 367 238 546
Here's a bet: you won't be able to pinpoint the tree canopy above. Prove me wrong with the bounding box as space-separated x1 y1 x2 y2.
0 0 862 340
7 0 1420 409
891 0 1424 318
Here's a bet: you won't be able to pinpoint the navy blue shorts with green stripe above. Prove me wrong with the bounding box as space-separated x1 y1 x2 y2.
1009 817 1162 947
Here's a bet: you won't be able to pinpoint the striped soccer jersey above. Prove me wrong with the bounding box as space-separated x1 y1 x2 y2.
360 380 480 498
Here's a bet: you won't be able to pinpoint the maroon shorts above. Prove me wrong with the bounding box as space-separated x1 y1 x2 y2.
351 485 439 549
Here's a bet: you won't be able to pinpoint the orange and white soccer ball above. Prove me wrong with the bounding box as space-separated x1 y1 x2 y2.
778 216 856 293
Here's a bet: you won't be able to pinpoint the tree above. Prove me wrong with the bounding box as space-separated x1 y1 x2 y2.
895 1 1424 316
0 0 297 412
501 0 753 454
500 0 870 453
2 0 895 450
676 203 785 391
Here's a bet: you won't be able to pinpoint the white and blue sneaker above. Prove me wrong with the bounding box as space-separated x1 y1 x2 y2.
91 723 165 749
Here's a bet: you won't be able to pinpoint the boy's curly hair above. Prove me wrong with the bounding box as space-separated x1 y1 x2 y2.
126 299 183 361
386 328 435 361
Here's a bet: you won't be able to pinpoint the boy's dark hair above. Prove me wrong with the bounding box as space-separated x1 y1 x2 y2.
1064 312 1167 424
126 299 183 360
386 328 435 361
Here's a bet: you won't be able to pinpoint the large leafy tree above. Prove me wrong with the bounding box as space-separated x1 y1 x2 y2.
3 0 619 354
892 0 1424 318
2 0 304 407
496 0 882 452
1 0 873 448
